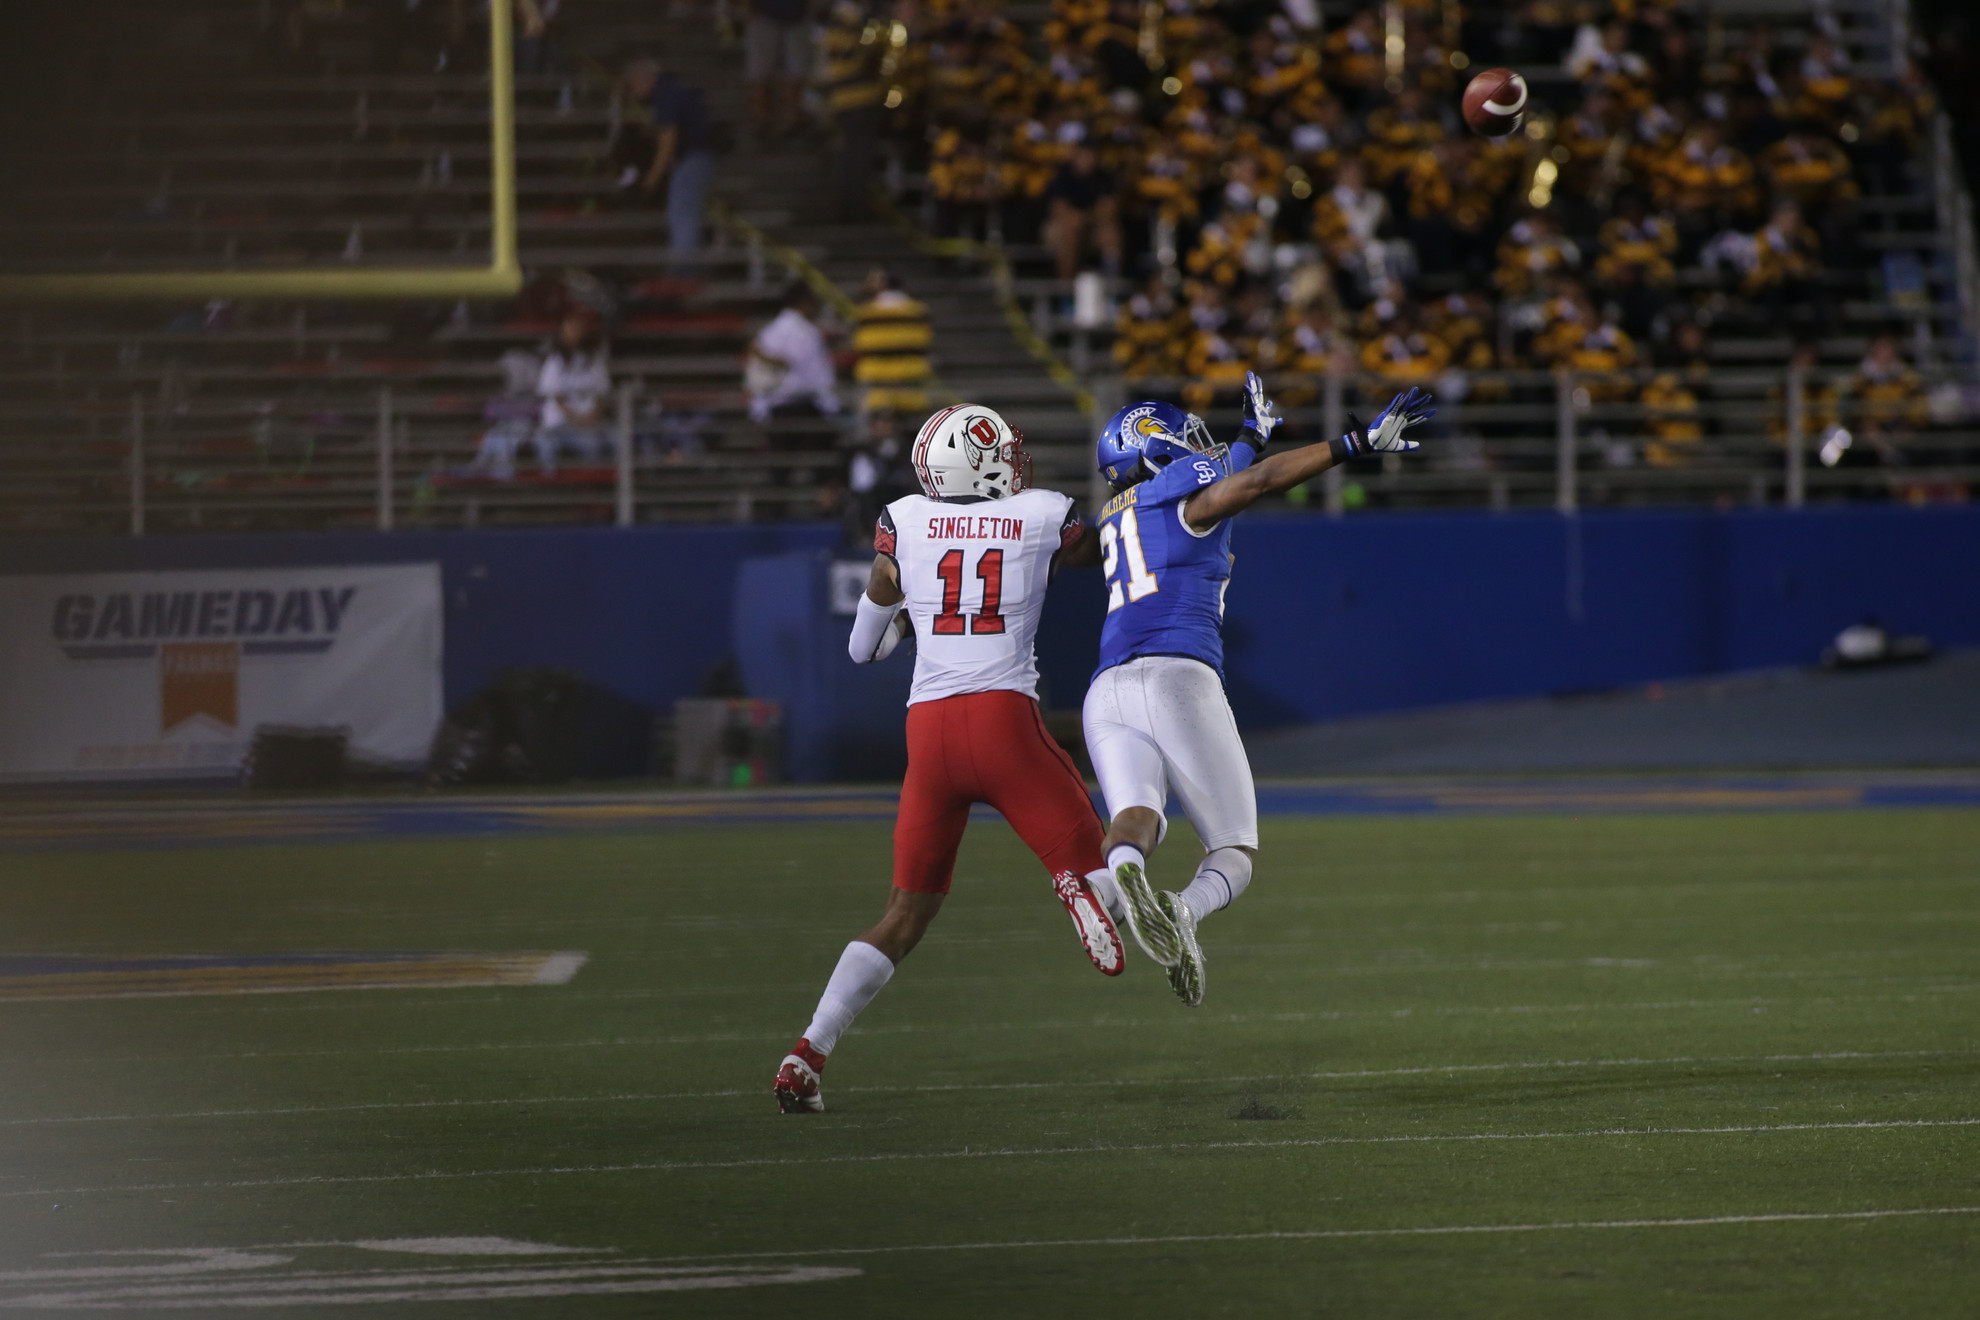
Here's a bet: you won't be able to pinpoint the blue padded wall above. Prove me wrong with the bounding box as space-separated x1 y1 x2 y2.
8 505 1975 780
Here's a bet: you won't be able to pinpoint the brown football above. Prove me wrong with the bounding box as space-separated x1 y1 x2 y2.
1462 67 1528 137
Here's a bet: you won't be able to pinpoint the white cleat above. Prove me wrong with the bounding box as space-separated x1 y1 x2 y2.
773 1040 828 1113
1054 871 1126 975
1114 859 1182 967
1159 891 1204 1008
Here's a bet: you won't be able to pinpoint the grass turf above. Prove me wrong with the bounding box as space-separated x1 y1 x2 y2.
2 806 1978 1316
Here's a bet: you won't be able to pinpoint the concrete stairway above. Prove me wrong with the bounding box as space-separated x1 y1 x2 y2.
560 2 1092 460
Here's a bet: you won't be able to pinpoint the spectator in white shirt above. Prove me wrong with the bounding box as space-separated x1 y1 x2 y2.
467 347 544 480
747 289 842 423
535 311 612 473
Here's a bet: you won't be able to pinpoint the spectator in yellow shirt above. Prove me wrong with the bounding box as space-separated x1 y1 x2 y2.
1790 35 1853 128
1181 314 1254 414
1363 88 1446 188
929 128 1002 241
1641 372 1703 468
1654 121 1758 238
1496 211 1582 298
1758 127 1858 211
1558 310 1637 401
1424 290 1496 371
1595 193 1679 289
1360 306 1451 388
1848 335 1927 441
1280 301 1357 377
852 268 934 414
1113 273 1189 381
1323 10 1386 106
1746 200 1827 333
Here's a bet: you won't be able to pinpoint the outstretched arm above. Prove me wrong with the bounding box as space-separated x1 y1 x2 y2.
1182 436 1342 529
1182 379 1434 530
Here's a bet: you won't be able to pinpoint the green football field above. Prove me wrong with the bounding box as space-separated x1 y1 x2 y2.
2 802 1978 1316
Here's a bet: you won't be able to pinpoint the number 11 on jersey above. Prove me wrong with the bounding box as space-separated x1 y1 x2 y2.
933 547 1006 635
1099 508 1158 613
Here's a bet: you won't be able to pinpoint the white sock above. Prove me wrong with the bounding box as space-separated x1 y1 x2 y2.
801 940 896 1056
1106 843 1146 875
1180 847 1252 921
1085 867 1129 923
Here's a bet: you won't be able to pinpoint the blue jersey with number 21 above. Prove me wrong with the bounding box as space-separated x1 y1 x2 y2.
1093 453 1235 680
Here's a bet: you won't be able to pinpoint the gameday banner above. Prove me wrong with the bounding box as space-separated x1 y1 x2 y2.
0 563 442 780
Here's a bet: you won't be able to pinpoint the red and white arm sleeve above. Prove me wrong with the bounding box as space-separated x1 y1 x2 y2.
1058 506 1086 555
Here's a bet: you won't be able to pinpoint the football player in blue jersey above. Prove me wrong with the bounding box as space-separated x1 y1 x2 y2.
1081 373 1434 1005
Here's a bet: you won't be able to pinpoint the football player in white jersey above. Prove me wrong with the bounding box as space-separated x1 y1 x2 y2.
775 403 1125 1113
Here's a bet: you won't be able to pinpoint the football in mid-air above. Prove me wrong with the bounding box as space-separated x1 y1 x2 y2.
1462 67 1528 137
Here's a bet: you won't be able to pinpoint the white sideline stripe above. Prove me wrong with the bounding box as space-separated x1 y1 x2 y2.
8 933 1971 1019
7 1117 1977 1200
4 1047 1971 1129
0 1263 861 1308
22 985 1980 1066
529 953 588 986
644 1205 1980 1263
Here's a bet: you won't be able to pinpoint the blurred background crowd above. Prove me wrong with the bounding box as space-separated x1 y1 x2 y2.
0 0 1974 534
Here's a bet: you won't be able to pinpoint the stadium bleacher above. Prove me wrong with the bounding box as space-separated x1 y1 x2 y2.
0 0 1973 535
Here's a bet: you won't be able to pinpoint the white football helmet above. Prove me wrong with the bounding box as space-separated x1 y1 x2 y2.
911 403 1031 500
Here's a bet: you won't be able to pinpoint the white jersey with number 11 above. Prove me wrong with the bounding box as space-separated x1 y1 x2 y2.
874 487 1084 707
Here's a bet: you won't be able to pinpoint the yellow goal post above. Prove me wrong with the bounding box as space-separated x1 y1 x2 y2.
0 3 521 302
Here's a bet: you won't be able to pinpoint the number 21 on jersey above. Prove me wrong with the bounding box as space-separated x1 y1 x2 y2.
1099 508 1157 613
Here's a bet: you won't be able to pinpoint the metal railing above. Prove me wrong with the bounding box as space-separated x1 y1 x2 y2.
1095 366 1980 514
10 364 1972 535
1 383 853 535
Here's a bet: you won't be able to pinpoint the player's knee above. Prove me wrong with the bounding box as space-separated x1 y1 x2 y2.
1198 846 1252 906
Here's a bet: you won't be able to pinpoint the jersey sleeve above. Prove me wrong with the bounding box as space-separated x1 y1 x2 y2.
874 507 898 558
1057 503 1085 554
1138 455 1227 507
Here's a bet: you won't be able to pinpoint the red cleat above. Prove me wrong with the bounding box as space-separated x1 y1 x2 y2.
1054 871 1126 976
773 1039 829 1113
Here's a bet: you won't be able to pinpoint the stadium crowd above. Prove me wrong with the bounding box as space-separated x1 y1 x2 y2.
816 0 1945 466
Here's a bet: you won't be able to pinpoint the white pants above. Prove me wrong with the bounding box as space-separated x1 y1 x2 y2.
1082 655 1259 851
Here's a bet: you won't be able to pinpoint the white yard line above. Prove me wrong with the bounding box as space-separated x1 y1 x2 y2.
637 1205 1980 1263
6 1116 1977 1200
18 985 1978 1066
3 1047 1972 1129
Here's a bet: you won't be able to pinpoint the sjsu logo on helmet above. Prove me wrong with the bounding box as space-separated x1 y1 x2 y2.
1096 399 1226 492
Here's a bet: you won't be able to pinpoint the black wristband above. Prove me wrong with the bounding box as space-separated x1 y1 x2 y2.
1328 434 1354 465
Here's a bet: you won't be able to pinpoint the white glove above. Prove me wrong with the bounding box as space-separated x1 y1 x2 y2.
1239 370 1281 449
1341 386 1436 457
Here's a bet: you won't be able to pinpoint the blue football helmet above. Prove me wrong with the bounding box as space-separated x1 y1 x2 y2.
1095 401 1227 491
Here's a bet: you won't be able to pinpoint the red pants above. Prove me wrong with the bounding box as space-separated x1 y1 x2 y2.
894 689 1105 894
